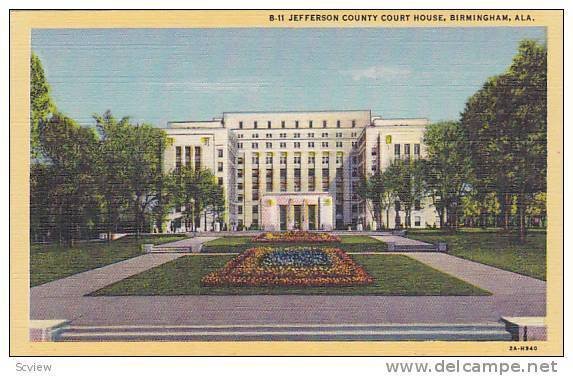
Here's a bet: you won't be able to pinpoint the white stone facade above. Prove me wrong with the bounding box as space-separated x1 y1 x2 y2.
163 110 440 232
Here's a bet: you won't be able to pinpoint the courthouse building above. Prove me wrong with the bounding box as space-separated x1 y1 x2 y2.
163 110 439 232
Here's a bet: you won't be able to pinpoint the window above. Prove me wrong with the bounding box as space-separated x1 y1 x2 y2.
265 153 273 164
237 182 243 190
404 144 411 155
322 142 329 147
280 153 287 164
322 168 329 191
336 132 342 138
336 154 343 164
280 133 286 138
237 156 244 165
308 132 314 138
394 144 401 157
309 120 313 128
218 177 223 186
266 142 272 148
280 142 286 148
414 216 421 227
294 168 301 192
238 206 243 214
336 120 341 128
237 169 244 178
352 120 356 128
322 132 328 138
266 133 272 138
308 154 315 164
280 168 287 192
336 141 343 148
281 120 285 128
239 121 243 129
308 142 315 148
267 121 271 129
254 121 258 129
217 162 223 172
252 154 259 164
175 146 182 170
294 154 301 164
351 141 357 147
414 143 421 156
194 147 201 170
294 133 300 138
352 168 357 177
322 154 330 164
322 120 327 128
372 165 377 172
252 133 259 139
294 142 301 148
266 169 273 191
351 132 357 137
371 147 377 156
238 142 243 149
415 199 421 211
237 134 244 138
308 168 316 191
252 205 259 214
295 120 299 128
218 149 224 158
252 142 258 149
184 146 191 167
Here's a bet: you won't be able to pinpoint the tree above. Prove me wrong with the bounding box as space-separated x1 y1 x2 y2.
30 53 55 159
35 113 99 245
356 172 394 230
171 166 224 232
382 158 424 229
421 121 472 230
460 40 546 240
94 111 169 237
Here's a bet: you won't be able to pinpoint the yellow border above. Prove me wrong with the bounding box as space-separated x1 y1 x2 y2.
10 10 563 356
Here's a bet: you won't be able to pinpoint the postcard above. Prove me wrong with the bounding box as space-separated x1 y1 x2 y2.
10 9 563 356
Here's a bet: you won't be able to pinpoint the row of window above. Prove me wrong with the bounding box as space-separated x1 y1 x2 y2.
238 119 358 130
237 141 355 149
237 131 358 139
238 154 346 166
394 143 421 156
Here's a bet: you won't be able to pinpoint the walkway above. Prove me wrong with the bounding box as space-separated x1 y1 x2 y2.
371 235 432 246
150 236 219 253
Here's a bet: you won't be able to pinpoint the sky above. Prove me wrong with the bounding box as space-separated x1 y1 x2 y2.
31 27 546 127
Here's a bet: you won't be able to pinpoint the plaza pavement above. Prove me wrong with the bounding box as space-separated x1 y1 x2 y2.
30 235 545 326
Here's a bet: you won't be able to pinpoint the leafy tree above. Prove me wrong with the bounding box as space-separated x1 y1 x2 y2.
460 40 546 240
356 172 394 230
35 113 99 245
382 158 424 228
94 111 169 237
30 53 55 159
421 121 472 230
171 166 224 232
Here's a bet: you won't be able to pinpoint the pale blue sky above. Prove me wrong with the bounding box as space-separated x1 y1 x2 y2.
31 27 545 127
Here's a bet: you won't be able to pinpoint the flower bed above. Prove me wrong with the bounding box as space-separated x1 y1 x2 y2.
201 246 373 287
252 231 341 243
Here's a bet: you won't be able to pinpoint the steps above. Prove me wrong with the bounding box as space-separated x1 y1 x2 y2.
57 322 512 342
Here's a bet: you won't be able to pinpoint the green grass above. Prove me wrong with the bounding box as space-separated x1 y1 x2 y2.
408 230 546 280
201 235 387 253
90 254 489 296
30 235 187 287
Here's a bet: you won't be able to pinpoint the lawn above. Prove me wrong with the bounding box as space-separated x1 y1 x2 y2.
90 254 489 296
30 234 187 287
201 235 387 253
407 230 546 280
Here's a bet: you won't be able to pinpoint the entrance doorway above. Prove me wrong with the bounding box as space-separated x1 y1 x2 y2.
308 205 317 230
279 205 287 230
294 205 302 229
